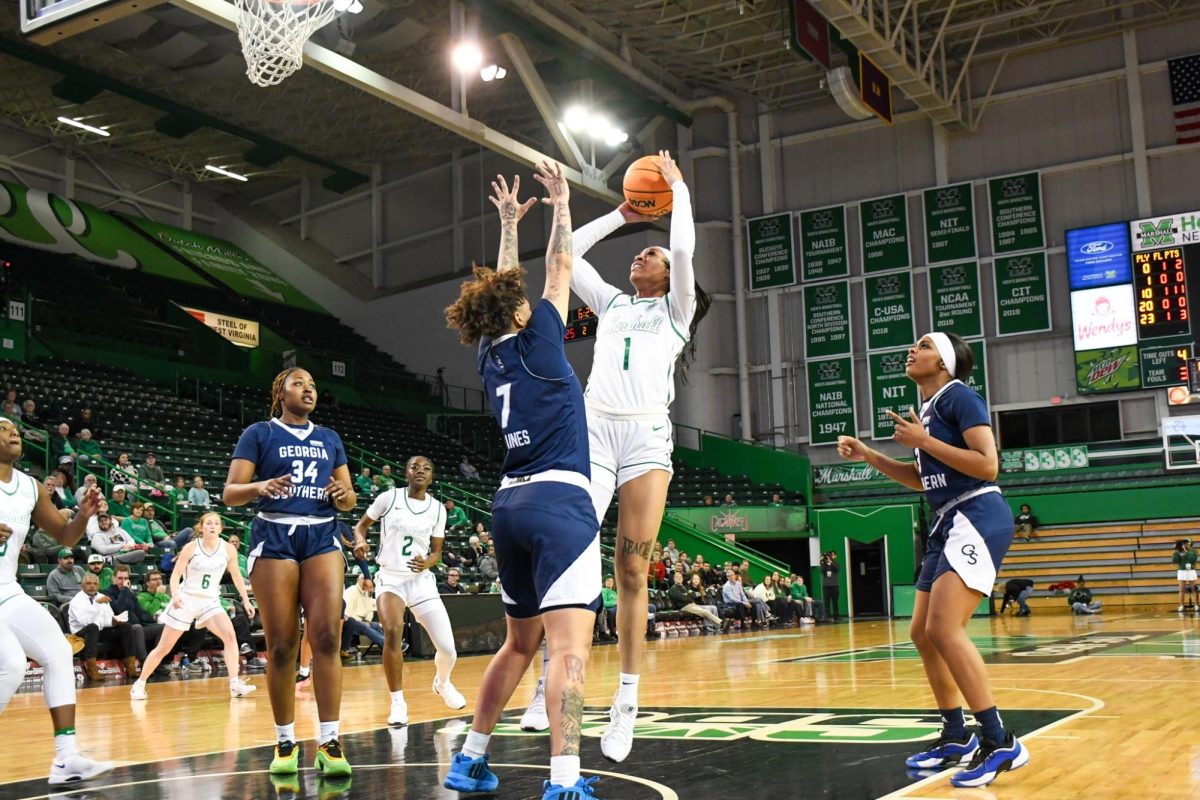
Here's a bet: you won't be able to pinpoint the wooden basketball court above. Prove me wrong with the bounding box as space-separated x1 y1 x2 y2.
3 609 1194 799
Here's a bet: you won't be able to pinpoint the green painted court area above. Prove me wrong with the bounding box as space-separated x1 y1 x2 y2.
778 634 1059 663
1096 631 1200 658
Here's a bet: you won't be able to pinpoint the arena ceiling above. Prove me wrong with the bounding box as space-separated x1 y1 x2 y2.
0 0 1198 191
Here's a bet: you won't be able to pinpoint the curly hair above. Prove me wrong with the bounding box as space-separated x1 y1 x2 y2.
445 266 528 345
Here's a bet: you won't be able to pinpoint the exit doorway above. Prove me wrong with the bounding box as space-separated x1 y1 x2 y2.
848 538 889 618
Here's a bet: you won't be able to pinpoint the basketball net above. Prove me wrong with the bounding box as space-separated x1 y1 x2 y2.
234 0 362 87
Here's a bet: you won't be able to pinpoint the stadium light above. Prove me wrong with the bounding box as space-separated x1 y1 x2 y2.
560 107 627 146
56 116 109 137
204 165 249 182
451 41 484 74
480 64 506 82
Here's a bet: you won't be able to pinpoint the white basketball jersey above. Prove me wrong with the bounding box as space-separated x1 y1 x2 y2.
368 489 445 574
0 470 38 586
183 539 228 598
585 294 689 415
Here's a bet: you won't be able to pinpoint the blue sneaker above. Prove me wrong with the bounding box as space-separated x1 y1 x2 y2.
443 752 499 793
542 776 600 798
905 730 978 768
950 731 1029 788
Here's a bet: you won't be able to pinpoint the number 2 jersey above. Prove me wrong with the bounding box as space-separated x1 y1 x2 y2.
478 298 590 479
367 488 446 575
232 418 348 516
0 468 39 587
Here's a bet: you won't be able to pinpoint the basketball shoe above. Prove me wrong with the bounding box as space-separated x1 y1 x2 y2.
433 677 467 710
314 738 351 778
542 776 600 798
520 677 550 731
48 752 113 785
905 730 979 768
270 740 300 774
950 731 1029 788
443 752 499 793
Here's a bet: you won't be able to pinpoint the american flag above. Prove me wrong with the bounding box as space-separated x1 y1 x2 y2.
1169 53 1200 145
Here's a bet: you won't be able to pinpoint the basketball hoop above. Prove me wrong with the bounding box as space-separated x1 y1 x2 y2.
234 0 362 87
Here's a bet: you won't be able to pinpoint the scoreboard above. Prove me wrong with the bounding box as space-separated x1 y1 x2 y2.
1134 248 1190 339
564 305 597 343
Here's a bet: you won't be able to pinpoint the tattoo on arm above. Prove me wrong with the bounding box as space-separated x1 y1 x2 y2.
497 219 519 272
549 203 573 256
621 537 654 561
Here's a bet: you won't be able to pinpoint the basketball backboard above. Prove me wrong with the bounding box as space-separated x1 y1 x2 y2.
20 0 158 44
1162 414 1200 469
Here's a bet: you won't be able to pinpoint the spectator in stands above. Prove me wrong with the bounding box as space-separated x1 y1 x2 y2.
464 535 485 569
723 494 736 507
444 499 468 531
438 568 466 594
702 495 715 507
110 452 138 490
355 466 374 496
74 429 104 468
600 575 618 638
90 512 147 566
75 473 99 507
1068 577 1101 615
137 453 166 495
769 493 784 507
68 571 145 680
121 502 154 546
20 399 46 443
1000 577 1035 616
473 521 488 539
47 548 86 604
341 574 384 657
663 539 679 562
103 564 166 668
741 573 770 625
2 399 20 421
668 572 725 631
788 575 817 622
49 470 77 511
753 574 789 625
108 486 131 519
220 594 266 668
167 475 188 506
478 544 498 583
371 475 383 494
28 513 74 564
157 526 195 557
699 561 720 588
721 568 752 626
136 569 213 669
142 504 169 542
820 551 841 620
378 464 396 490
1014 504 1039 543
227 532 249 579
1174 539 1198 611
441 542 463 570
458 455 480 480
74 406 101 440
188 475 211 507
649 552 667 589
50 422 75 468
86 554 113 591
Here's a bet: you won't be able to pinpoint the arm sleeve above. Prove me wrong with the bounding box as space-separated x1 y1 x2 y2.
571 258 623 320
574 208 624 257
231 423 265 465
666 181 697 330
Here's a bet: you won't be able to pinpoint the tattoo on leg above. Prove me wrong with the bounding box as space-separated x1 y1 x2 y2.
564 654 585 683
560 685 584 757
621 537 654 560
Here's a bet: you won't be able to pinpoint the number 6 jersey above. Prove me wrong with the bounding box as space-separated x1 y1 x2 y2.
366 489 446 574
232 418 348 516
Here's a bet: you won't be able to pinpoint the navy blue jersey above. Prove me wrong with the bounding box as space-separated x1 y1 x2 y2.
478 299 590 479
915 380 995 509
231 418 347 516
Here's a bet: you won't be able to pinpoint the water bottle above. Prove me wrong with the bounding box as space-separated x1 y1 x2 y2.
180 655 190 671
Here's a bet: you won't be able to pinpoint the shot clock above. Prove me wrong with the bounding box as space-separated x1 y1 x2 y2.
564 305 597 343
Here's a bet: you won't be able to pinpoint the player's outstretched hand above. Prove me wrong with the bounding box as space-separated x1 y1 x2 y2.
886 408 929 449
656 149 683 186
352 533 369 562
836 435 870 462
533 160 569 205
489 174 538 223
618 201 657 224
258 475 292 499
406 556 427 573
77 487 102 519
325 477 352 505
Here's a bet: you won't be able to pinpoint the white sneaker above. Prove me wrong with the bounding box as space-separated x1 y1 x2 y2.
48 752 114 785
432 677 467 710
388 696 409 726
229 678 256 698
519 677 549 732
130 682 148 701
600 701 638 762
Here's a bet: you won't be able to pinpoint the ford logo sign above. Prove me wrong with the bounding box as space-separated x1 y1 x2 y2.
1081 241 1114 255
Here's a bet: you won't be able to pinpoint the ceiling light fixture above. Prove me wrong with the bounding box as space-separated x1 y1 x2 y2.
451 41 484 74
56 116 109 137
480 64 506 82
204 164 249 182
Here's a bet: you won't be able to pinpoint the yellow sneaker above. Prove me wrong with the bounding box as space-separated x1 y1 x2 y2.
314 738 351 778
269 740 300 775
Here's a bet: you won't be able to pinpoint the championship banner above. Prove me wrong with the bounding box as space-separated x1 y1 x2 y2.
859 194 911 273
923 183 977 264
803 280 851 358
179 305 261 348
865 271 915 351
747 213 797 291
799 205 848 281
807 357 856 445
988 172 1045 254
929 262 982 339
966 339 989 402
868 349 917 440
994 252 1052 336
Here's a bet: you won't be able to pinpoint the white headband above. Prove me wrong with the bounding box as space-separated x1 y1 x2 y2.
924 332 957 378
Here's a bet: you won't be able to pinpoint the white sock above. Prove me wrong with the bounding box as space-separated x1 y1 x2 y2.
298 665 311 678
617 673 639 707
463 730 490 759
549 755 580 787
318 720 339 744
275 723 295 743
390 690 405 704
54 731 76 762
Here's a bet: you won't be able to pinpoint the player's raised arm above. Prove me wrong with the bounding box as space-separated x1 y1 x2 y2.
532 160 572 322
489 174 537 273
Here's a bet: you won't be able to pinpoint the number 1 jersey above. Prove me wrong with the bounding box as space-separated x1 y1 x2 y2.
232 418 347 516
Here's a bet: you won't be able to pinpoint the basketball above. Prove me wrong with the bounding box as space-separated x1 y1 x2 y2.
623 156 673 217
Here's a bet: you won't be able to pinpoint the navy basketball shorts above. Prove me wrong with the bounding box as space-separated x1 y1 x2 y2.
491 473 602 618
247 514 341 573
917 490 1013 595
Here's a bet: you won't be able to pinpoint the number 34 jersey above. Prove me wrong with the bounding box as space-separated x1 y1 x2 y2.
232 418 348 517
366 489 446 574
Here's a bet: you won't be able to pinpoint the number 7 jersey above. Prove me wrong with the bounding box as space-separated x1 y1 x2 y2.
231 418 348 516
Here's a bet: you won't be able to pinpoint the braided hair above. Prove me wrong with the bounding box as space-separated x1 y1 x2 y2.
269 367 304 418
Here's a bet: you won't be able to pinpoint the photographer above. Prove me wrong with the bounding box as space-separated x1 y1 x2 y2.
820 551 840 621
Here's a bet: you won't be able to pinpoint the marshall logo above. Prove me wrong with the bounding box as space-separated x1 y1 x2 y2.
1000 177 1028 199
935 188 962 210
1004 256 1035 278
755 217 782 238
939 265 967 285
870 199 895 220
1084 350 1131 385
874 274 901 295
813 463 885 485
877 352 907 375
1135 218 1177 248
813 285 840 304
809 209 835 229
817 361 843 381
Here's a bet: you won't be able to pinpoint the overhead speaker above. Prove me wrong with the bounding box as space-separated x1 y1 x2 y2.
826 66 874 120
